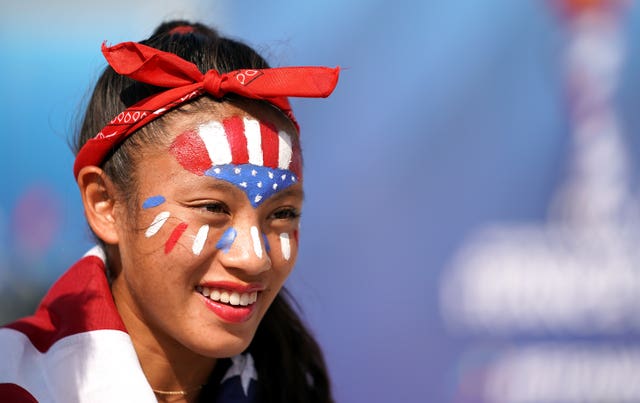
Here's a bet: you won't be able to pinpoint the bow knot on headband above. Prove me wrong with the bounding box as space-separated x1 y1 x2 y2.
73 41 340 179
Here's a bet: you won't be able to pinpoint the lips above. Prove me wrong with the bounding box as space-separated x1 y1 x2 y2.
196 286 257 306
196 282 263 323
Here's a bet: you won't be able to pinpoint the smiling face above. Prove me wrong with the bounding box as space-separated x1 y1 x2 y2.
109 101 302 360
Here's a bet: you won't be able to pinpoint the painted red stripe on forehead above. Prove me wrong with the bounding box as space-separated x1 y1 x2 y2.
169 130 211 175
223 116 249 165
260 120 280 169
289 141 303 178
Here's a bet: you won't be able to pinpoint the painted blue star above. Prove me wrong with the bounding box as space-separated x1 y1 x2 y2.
205 164 298 208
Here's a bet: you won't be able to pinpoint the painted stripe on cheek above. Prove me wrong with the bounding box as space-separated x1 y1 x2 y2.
262 233 271 252
216 227 237 253
145 211 171 238
165 222 189 254
142 195 166 209
250 226 262 259
280 232 291 261
192 224 209 255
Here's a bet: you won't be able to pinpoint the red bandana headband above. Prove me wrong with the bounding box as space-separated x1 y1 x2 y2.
73 41 340 179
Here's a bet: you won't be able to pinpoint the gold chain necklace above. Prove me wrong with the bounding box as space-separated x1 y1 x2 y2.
152 384 204 396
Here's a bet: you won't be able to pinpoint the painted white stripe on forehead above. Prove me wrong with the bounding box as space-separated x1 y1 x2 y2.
244 117 263 166
278 130 293 170
200 120 232 165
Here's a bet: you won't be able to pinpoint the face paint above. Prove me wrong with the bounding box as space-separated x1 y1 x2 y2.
262 233 270 253
192 224 210 256
142 195 166 209
216 227 237 253
170 116 301 208
250 226 262 259
165 222 189 254
205 164 297 207
146 211 171 238
279 233 291 261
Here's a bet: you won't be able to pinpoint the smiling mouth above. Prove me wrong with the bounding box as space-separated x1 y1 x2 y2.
196 286 258 307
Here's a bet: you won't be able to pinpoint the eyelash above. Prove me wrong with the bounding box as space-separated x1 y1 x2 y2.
271 208 301 221
195 202 300 221
200 202 230 215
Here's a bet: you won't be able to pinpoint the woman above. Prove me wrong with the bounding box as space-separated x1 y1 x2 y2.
0 20 339 402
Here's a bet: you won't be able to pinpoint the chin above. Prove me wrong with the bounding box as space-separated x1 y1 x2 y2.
189 329 256 359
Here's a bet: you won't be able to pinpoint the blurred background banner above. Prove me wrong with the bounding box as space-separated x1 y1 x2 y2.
2 1 640 402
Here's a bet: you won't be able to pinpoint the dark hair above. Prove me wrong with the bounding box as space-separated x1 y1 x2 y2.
74 20 333 403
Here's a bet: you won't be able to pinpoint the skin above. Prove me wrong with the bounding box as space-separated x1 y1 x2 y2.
77 102 303 402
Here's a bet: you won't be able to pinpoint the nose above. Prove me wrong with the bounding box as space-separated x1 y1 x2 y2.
217 224 271 275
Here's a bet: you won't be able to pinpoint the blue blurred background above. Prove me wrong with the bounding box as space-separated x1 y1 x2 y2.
2 1 640 402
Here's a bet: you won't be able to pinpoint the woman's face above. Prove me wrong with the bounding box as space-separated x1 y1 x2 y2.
110 102 302 358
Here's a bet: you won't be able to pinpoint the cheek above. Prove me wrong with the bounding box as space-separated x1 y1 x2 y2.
269 229 299 265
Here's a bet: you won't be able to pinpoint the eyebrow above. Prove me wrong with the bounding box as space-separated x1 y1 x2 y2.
196 177 304 202
267 186 305 203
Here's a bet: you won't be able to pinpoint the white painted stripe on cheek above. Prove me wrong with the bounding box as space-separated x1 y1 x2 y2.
250 226 262 259
145 211 170 238
199 121 232 165
280 232 291 261
192 224 209 255
278 130 293 170
244 117 263 166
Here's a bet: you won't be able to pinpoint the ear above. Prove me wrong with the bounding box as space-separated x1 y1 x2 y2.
77 166 121 245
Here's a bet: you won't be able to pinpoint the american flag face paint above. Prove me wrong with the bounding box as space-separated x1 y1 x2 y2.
170 116 301 208
279 233 291 261
139 114 302 258
216 227 237 253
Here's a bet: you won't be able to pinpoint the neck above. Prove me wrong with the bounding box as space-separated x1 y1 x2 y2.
111 284 216 400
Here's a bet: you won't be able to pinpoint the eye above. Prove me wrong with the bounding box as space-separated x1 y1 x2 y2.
270 207 301 221
199 202 230 215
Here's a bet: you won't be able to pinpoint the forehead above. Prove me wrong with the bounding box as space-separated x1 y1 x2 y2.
161 105 302 208
170 115 301 177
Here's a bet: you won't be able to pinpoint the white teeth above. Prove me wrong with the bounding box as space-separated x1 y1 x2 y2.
211 289 221 301
197 287 258 306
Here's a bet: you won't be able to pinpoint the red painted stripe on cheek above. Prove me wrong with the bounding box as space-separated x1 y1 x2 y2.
293 229 299 244
260 120 279 168
223 116 249 164
165 222 189 254
170 130 212 175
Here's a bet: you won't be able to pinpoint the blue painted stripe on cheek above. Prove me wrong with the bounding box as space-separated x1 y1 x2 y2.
142 195 166 209
262 233 270 252
216 227 237 253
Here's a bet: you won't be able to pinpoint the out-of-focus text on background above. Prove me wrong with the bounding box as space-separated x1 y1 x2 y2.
2 1 640 402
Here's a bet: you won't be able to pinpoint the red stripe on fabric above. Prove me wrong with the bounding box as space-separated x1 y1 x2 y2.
223 116 249 165
4 255 127 353
260 120 279 169
169 129 212 175
165 222 189 254
0 384 38 403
